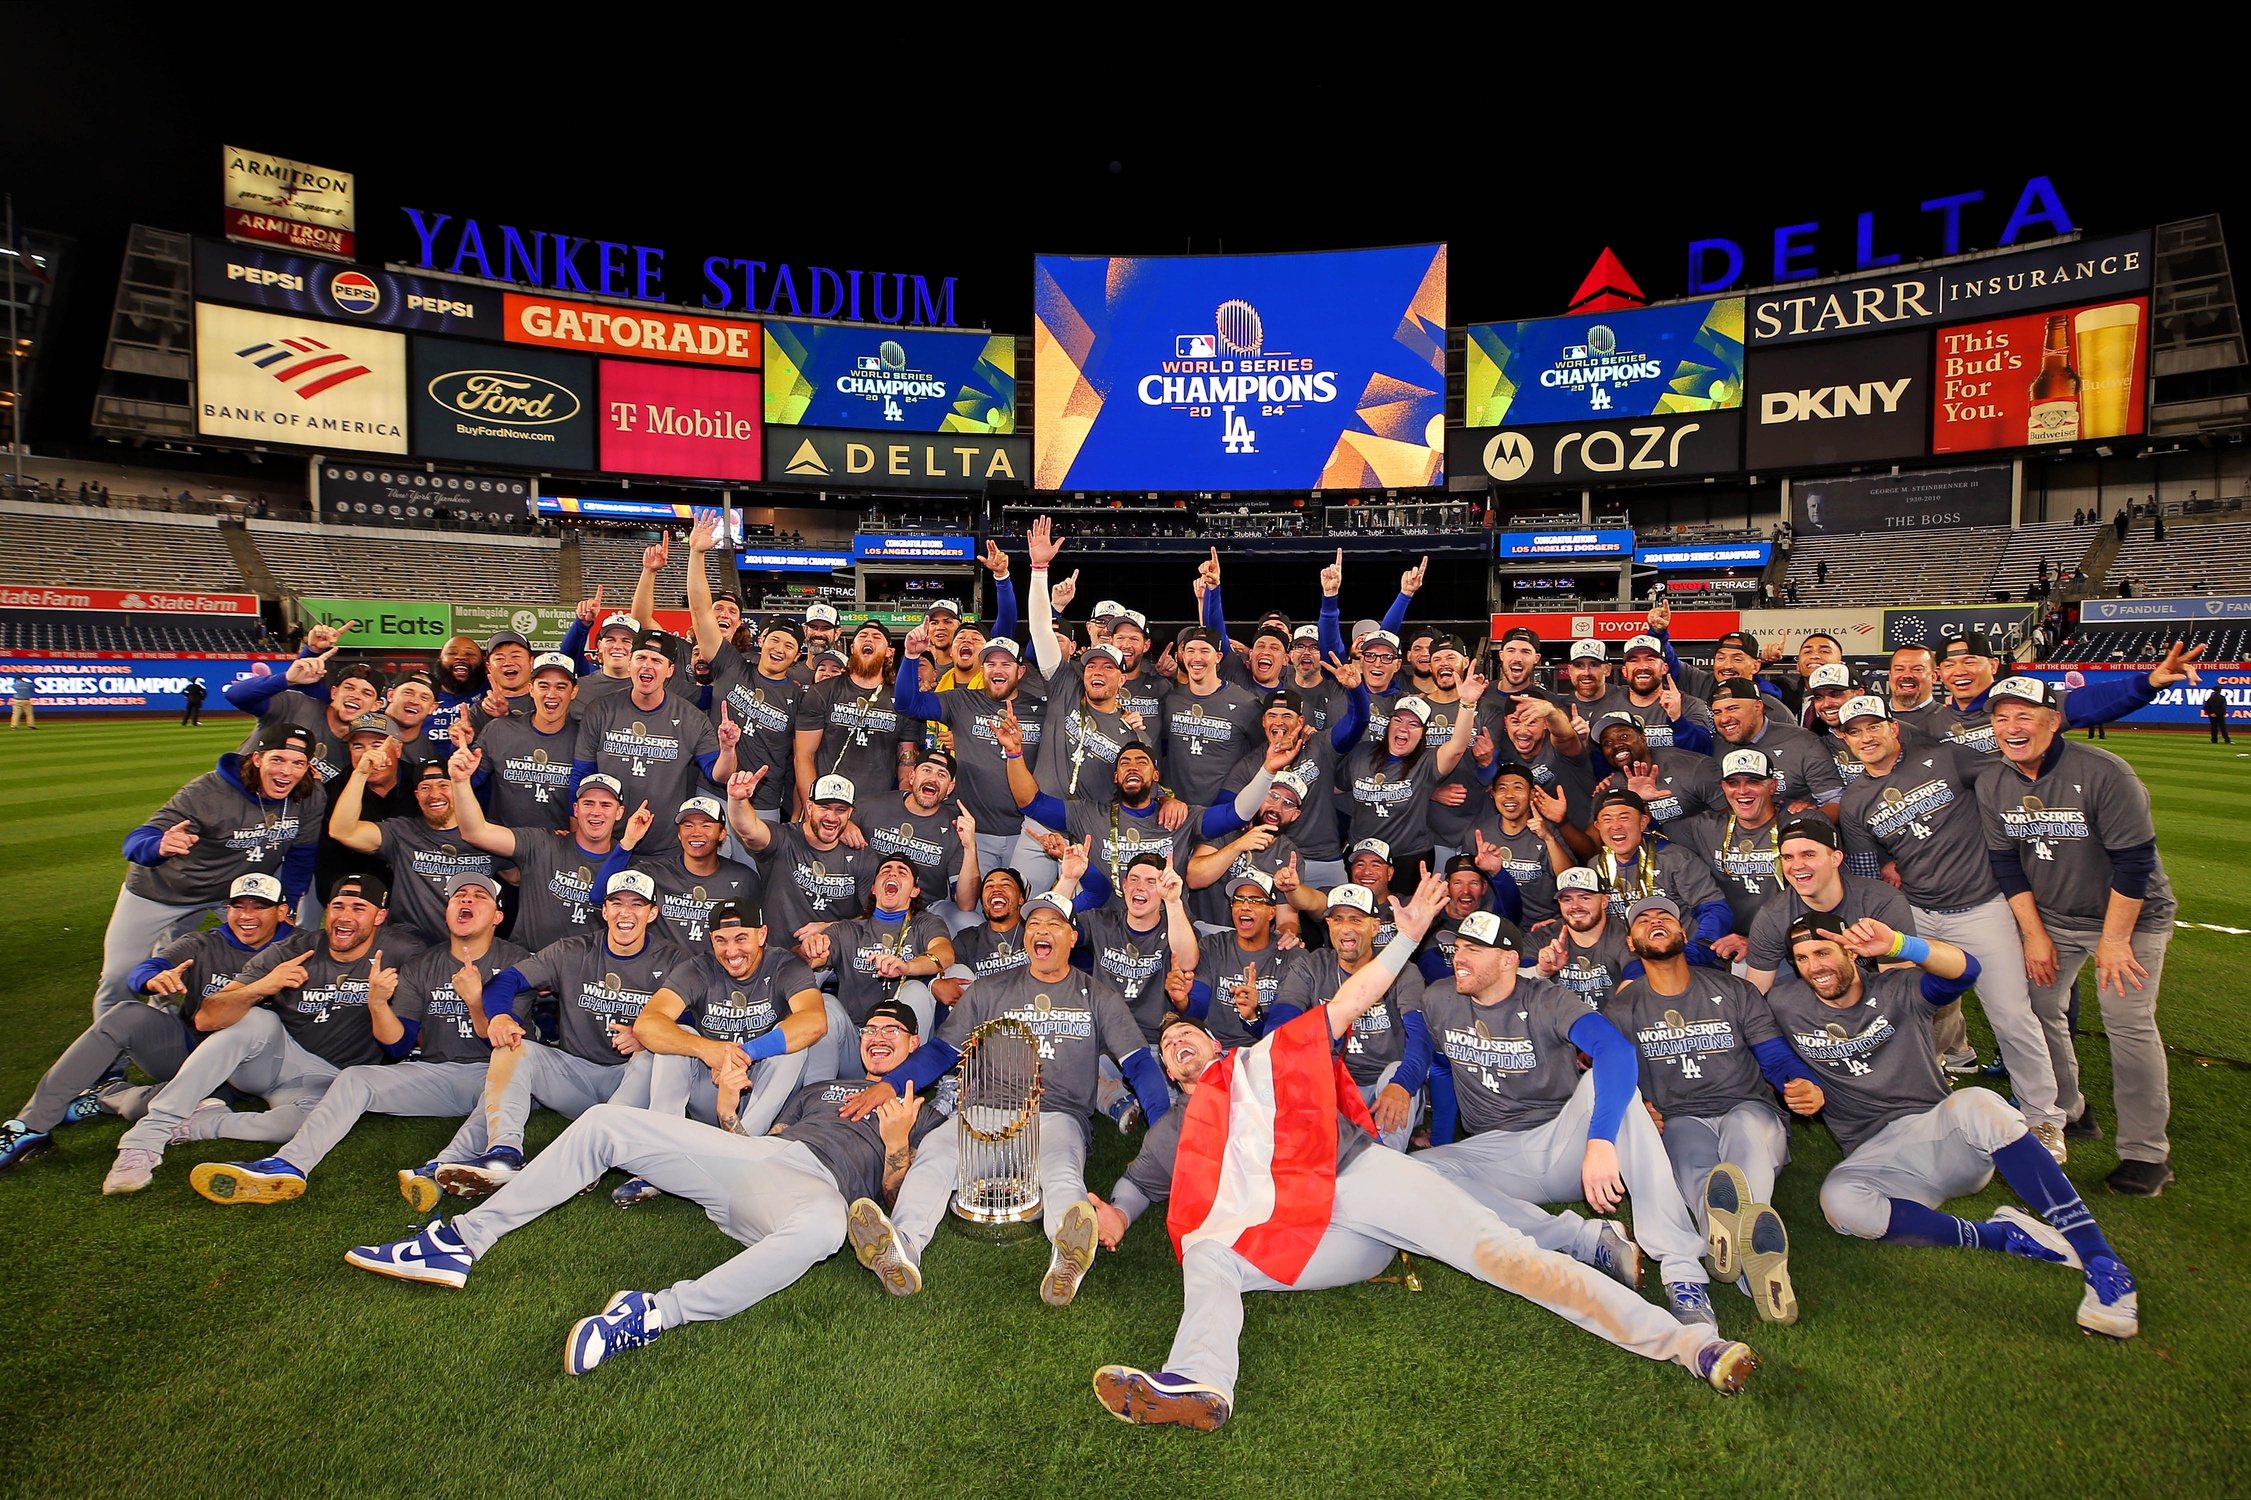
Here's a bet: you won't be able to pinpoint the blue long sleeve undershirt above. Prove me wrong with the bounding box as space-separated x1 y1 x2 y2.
1329 682 1369 751
1379 590 1411 636
1395 1010 1432 1093
381 1019 420 1060
1567 1010 1636 1145
1427 1058 1460 1144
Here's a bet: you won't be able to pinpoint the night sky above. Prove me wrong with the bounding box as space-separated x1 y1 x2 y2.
6 19 2242 454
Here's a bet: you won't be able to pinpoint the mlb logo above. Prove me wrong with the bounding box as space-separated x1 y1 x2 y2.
1562 344 1589 360
856 356 882 371
1176 334 1216 358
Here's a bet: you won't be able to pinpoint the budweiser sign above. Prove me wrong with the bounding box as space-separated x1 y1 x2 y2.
0 586 261 615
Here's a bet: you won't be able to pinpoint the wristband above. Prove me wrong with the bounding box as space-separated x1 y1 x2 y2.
1002 751 1022 761
1375 934 1418 977
1894 933 1931 965
742 1029 789 1063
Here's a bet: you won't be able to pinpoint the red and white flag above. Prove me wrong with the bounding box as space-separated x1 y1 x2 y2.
1167 1009 1377 1285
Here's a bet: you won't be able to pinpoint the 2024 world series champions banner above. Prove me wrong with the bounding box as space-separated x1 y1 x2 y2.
1032 245 1447 491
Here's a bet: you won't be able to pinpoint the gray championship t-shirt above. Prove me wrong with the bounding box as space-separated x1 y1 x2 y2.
148 925 299 1031
824 911 954 1026
510 931 691 1067
672 948 818 1046
712 649 805 814
1842 740 1997 912
1606 969 1784 1123
236 930 392 1069
1745 874 1919 978
758 825 872 941
850 791 965 910
473 715 580 829
1672 812 1786 937
773 1071 951 1204
1423 973 1595 1133
1275 949 1424 1087
1075 905 1188 1044
1766 967 1950 1154
936 966 1148 1122
573 690 719 854
909 679 1047 837
1596 842 1730 927
1527 917 1636 1012
1592 747 1723 828
1162 683 1264 807
628 848 760 948
376 818 498 948
953 920 1031 981
1465 813 1562 928
798 675 920 802
124 764 324 907
394 937 532 1065
1341 743 1441 856
1034 669 1140 806
1735 720 1846 811
1192 934 1303 1050
507 830 611 951
1979 738 2177 932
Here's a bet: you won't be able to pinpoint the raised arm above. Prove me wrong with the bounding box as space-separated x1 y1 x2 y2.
685 513 729 662
628 535 667 635
326 741 394 853
1323 874 1447 1039
446 747 518 857
1433 671 1488 776
1025 517 1065 678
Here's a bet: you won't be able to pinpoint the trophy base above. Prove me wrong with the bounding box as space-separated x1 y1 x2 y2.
949 1186 1044 1244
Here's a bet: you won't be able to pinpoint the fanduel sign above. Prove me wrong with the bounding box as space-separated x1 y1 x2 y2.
2082 596 2251 624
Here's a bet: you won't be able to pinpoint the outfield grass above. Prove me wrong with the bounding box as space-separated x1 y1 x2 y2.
2 721 2246 1500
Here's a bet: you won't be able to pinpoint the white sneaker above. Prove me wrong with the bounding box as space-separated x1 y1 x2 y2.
166 1097 230 1146
103 1147 162 1195
1042 1201 1100 1307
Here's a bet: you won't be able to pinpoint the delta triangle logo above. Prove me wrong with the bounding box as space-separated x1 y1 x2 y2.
784 439 830 477
1565 249 1649 316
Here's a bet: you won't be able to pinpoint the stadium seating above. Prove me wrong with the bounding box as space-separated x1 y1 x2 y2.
0 613 266 653
1780 526 2014 607
577 532 695 610
2103 519 2251 598
246 519 560 604
0 503 248 592
2049 623 2251 662
1987 521 2097 601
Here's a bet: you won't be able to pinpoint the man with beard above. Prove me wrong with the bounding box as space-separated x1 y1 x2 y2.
1283 626 1338 733
1227 667 1369 893
1580 789 1733 965
1492 625 1547 701
1467 763 1574 931
608 794 760 949
1647 615 1789 719
471 654 580 829
93 723 324 1018
800 601 842 659
893 620 1043 880
1743 815 1918 992
1074 854 1200 1055
841 893 1170 1307
727 770 870 947
1099 604 1171 725
1085 879 1758 1431
1162 626 1267 811
797 621 919 810
1886 643 1944 732
1265 884 1428 1150
1190 767 1332 936
381 668 451 775
1562 639 1630 725
1771 914 2139 1339
1669 749 1789 966
1417 901 1722 1329
343 998 945 1377
220 625 374 796
799 855 957 1043
1800 663 1881 787
952 868 1032 981
846 746 976 932
426 634 488 746
188 874 530 1207
1838 695 2057 1145
429 869 689 1196
1710 680 1844 822
1615 635 1716 751
101 873 398 1195
450 756 629 950
572 628 728 857
1609 898 1800 1324
1173 870 1304 1049
1413 855 1524 991
2 874 294 1174
1591 713 1723 829
1528 866 1641 1011
1341 679 1488 886
689 519 810 826
1417 636 1507 867
330 755 494 954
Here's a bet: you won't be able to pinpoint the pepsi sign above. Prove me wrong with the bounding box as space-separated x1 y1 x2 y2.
193 239 493 334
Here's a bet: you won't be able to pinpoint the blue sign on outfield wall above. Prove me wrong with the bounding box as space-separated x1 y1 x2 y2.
3 658 283 713
2029 667 2251 725
852 533 977 562
1498 529 1636 558
1636 541 1773 568
2081 595 2251 624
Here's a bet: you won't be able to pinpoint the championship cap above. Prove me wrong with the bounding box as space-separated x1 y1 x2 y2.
676 795 724 823
804 603 841 626
445 872 503 900
707 898 763 931
813 648 848 669
1291 624 1320 643
1391 696 1434 725
1272 771 1311 803
1570 640 1607 662
1360 629 1401 653
1500 626 1542 647
329 871 389 907
483 631 532 655
1593 787 1648 815
811 774 855 806
923 599 963 621
576 773 625 800
531 652 577 681
597 612 639 638
1944 631 1995 658
913 746 958 776
1021 892 1077 924
1720 748 1776 780
1625 894 1681 924
1623 634 1666 657
1110 607 1150 633
1711 679 1765 704
1555 866 1604 894
1325 883 1379 916
1807 663 1855 692
1593 711 1645 738
1090 599 1129 621
1228 870 1277 902
605 869 658 901
1350 837 1393 864
256 723 318 758
862 998 921 1035
1084 643 1125 668
1261 686 1307 716
1779 814 1842 850
980 636 1022 662
1714 630 1761 657
1840 694 1892 724
1454 911 1523 950
227 873 285 906
1989 675 2058 710
630 628 672 657
409 760 450 785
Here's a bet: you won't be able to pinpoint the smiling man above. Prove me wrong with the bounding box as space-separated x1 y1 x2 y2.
329 756 494 953
1266 883 1428 1151
1742 815 1918 994
470 652 580 828
571 629 726 857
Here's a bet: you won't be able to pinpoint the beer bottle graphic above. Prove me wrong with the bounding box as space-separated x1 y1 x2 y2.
2027 313 2080 445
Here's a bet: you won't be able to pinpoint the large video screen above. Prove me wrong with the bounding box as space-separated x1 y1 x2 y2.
764 323 1014 434
1932 296 2148 455
1465 298 1743 429
1032 244 1446 491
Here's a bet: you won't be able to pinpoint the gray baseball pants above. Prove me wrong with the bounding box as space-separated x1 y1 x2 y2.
1356 1061 1421 1152
91 887 223 1017
118 1008 339 1154
18 1003 190 1132
1007 822 1061 902
890 1108 1089 1259
1163 1145 1711 1404
274 1061 489 1174
609 1046 812 1139
1820 1088 2023 1239
2031 921 2171 1164
1416 1070 1709 1286
1658 1102 1791 1232
1917 896 2060 1128
452 1104 847 1328
438 1045 625 1159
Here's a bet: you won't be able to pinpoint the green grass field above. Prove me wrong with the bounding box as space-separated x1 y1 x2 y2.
3 721 2247 1499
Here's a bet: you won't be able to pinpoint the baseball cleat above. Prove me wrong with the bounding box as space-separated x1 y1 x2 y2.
2105 1158 2174 1197
846 1197 921 1296
1695 1339 1760 1395
1942 1049 1980 1076
1589 1220 1642 1290
2063 1107 2104 1142
1665 1281 1718 1328
1042 1200 1100 1307
344 1221 473 1288
398 1165 441 1215
1991 1205 2081 1268
435 1147 523 1198
166 1097 230 1146
1091 1366 1232 1431
2030 1121 2068 1164
0 1120 53 1173
566 1289 663 1375
2077 1257 2139 1339
1704 1163 1751 1280
190 1157 306 1205
61 1089 110 1126
1740 1205 1798 1325
611 1176 663 1208
102 1147 162 1195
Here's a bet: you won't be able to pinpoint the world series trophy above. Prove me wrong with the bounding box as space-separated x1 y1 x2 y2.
950 1016 1043 1242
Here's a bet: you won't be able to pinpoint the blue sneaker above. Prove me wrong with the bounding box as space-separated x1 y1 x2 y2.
1694 1339 1760 1394
1665 1280 1718 1327
1991 1205 2081 1267
0 1120 52 1173
398 1164 441 1215
2078 1257 2139 1339
1091 1366 1232 1431
61 1089 110 1125
344 1221 474 1288
434 1146 523 1198
1589 1220 1642 1290
566 1290 663 1375
190 1157 306 1205
611 1176 663 1208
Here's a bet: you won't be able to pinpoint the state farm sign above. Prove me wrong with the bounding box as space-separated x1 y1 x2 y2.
0 586 260 614
599 360 762 482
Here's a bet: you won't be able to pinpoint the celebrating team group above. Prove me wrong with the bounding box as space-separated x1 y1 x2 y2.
4 512 2198 1429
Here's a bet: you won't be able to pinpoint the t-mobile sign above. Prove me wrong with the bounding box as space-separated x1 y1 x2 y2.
600 359 762 481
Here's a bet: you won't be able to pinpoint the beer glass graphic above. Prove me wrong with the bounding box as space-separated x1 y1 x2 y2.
2074 303 2142 439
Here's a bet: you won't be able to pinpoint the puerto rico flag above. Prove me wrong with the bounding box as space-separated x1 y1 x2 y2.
1167 1009 1377 1285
